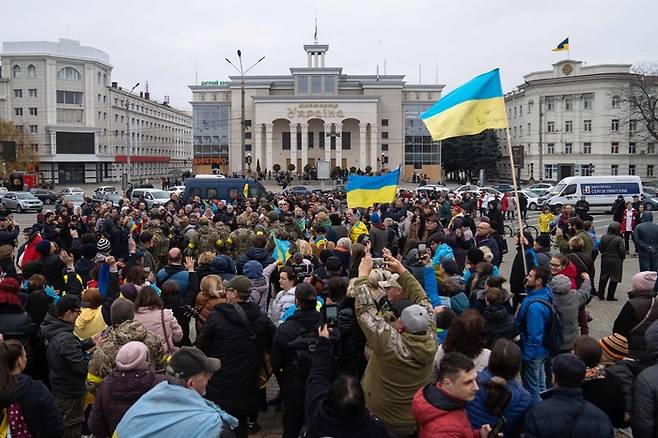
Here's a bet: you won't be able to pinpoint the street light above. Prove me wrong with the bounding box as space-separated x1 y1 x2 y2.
122 82 140 191
226 51 265 175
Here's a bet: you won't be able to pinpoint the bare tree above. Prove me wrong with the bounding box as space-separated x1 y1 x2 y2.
0 118 39 178
622 63 658 144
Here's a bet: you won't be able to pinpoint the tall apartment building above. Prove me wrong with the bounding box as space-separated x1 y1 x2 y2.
500 59 656 182
0 38 192 183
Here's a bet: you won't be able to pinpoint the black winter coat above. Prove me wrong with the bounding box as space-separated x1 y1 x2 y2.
236 247 275 274
335 298 367 379
523 388 613 438
8 373 64 437
0 257 18 278
197 301 275 417
0 303 42 378
483 304 516 348
632 321 658 438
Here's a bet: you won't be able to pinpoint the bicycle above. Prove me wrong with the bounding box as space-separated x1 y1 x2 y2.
504 218 538 240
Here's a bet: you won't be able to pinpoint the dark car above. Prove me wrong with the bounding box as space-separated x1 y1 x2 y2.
30 188 60 204
493 183 515 193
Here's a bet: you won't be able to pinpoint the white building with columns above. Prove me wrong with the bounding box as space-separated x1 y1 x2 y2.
189 41 444 181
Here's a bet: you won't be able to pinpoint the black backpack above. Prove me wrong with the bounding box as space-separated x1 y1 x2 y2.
285 321 318 390
521 298 564 356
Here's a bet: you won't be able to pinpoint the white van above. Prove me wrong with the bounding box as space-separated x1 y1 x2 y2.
540 175 642 212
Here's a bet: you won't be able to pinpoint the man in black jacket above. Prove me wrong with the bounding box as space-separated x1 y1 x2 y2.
236 235 275 274
270 283 320 438
198 275 276 438
523 353 613 437
304 324 392 438
632 320 658 438
41 295 95 438
0 214 20 246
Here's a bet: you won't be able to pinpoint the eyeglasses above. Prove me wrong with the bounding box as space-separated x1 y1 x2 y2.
550 263 562 267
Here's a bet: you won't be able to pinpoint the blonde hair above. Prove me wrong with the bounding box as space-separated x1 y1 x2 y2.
200 275 224 298
298 240 313 257
480 246 494 263
368 269 391 288
198 251 215 265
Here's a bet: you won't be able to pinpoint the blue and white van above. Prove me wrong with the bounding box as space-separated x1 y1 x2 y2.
540 175 642 212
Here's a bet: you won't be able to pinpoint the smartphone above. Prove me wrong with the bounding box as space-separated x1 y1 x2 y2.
488 417 506 438
372 258 385 269
323 304 338 327
418 243 427 253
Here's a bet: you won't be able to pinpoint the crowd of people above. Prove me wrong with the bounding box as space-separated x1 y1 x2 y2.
0 182 657 438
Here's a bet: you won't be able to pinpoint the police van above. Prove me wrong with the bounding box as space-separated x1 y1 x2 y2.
182 175 268 203
539 175 643 212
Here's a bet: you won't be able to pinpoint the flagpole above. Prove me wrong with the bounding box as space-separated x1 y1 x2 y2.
505 128 528 277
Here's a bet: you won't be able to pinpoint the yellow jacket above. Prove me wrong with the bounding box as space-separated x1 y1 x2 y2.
538 212 555 233
75 307 107 340
349 221 369 244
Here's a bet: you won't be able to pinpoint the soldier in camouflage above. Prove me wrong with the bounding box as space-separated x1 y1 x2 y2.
188 216 221 256
227 215 255 258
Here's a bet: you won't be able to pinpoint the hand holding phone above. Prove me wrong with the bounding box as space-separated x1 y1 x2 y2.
322 304 338 328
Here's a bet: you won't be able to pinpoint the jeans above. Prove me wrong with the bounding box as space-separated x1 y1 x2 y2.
522 357 548 402
639 252 658 272
623 231 633 253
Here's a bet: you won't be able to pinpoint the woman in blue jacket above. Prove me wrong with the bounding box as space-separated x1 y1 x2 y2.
466 339 535 437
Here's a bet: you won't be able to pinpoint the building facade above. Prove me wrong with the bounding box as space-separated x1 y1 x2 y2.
0 38 192 184
500 59 656 183
189 42 444 181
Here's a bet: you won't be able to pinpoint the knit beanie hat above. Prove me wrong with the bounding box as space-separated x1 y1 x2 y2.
467 248 484 265
35 240 51 257
632 271 658 291
97 238 111 254
599 334 628 360
115 341 149 371
110 297 135 325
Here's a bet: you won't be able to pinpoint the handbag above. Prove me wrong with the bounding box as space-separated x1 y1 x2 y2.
232 304 273 389
160 309 175 355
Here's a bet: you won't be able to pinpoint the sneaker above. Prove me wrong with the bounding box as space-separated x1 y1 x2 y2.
248 421 261 434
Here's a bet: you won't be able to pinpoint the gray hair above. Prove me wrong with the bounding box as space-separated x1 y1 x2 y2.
337 237 352 251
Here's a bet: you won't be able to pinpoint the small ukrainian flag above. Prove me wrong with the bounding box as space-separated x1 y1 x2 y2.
346 167 400 208
552 37 569 52
420 69 508 141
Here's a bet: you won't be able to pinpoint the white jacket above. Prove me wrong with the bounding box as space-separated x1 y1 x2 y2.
269 287 296 324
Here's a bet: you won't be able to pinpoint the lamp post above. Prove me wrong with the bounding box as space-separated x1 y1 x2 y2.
123 82 140 191
381 152 386 173
225 51 265 175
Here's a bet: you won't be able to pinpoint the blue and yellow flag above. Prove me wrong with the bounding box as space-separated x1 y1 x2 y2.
272 236 291 263
552 37 569 52
420 69 508 141
346 167 400 208
243 183 249 198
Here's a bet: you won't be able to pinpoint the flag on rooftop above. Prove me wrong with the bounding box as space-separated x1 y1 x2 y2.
346 167 400 208
552 37 569 52
420 68 508 141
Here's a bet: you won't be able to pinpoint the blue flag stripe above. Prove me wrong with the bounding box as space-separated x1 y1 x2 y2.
345 167 400 192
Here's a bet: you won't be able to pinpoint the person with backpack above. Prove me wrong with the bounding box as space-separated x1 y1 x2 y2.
197 275 276 438
188 217 221 257
270 283 321 438
515 265 560 401
523 353 613 438
550 273 591 353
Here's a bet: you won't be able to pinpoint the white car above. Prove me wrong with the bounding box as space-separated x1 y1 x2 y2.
479 187 503 197
528 183 553 191
130 188 172 208
454 184 480 194
518 190 542 210
0 187 8 194
169 185 185 196
61 187 84 197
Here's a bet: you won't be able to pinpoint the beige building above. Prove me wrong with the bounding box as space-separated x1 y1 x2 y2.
189 41 444 181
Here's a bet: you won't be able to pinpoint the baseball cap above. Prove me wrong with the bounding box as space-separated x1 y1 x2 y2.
55 295 87 316
378 273 401 290
222 275 252 295
400 304 430 334
166 346 221 379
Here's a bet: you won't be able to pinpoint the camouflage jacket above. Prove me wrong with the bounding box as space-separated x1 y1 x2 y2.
189 224 220 256
228 227 255 257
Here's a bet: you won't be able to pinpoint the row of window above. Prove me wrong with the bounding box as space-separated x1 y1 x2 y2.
13 89 38 98
14 107 38 116
11 64 37 78
542 142 656 154
509 94 624 119
112 97 189 125
12 64 109 85
540 119 638 133
543 164 654 179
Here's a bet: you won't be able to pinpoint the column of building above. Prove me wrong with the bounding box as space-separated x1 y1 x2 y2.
359 123 368 171
265 123 273 174
334 122 342 169
323 121 331 163
254 124 262 173
290 123 298 173
300 123 308 173
369 123 378 170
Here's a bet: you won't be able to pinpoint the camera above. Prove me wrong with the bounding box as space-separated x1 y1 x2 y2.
290 263 313 281
373 258 386 269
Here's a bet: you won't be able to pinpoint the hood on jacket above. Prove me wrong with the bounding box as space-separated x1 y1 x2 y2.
10 373 33 402
561 261 578 280
646 320 658 365
607 221 621 235
243 260 263 279
244 246 270 261
414 384 465 425
212 255 236 277
40 312 73 341
483 303 511 322
640 211 654 223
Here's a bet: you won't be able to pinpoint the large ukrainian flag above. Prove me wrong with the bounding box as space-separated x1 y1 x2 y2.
420 69 508 141
346 167 400 208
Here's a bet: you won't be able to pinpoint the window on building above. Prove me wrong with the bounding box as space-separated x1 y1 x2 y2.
382 144 389 151
29 125 37 134
581 164 594 176
527 123 531 135
97 72 102 84
28 89 37 97
565 120 573 132
298 76 308 94
564 143 573 154
13 89 22 98
583 94 593 109
648 164 654 177
611 164 619 175
244 132 252 139
648 143 656 154
282 132 291 150
14 108 23 116
547 121 555 132
514 107 517 117
583 142 592 154
611 95 620 107
546 97 555 110
611 119 619 131
565 97 573 110
311 76 322 94
513 126 517 137
611 142 619 154
342 131 351 150
103 73 107 85
629 120 638 132
307 132 314 149
324 76 335 94
56 90 83 104
583 119 591 131
12 65 21 78
544 164 556 179
382 131 389 139
546 143 555 154
519 105 523 116
528 101 533 113
381 119 389 127
629 164 636 175
57 67 81 81
29 107 37 116
629 142 636 154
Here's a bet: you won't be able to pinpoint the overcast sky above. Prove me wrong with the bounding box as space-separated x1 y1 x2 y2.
3 0 656 109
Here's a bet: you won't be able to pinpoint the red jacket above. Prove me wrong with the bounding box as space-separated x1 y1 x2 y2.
21 235 43 268
620 208 638 232
560 261 578 289
413 384 480 438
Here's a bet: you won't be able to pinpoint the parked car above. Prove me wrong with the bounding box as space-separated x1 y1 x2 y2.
642 187 658 210
283 185 315 195
454 184 480 194
94 186 117 195
517 190 542 210
61 187 84 197
29 188 59 204
479 187 503 196
1 191 43 213
493 183 515 193
168 185 186 196
528 183 553 191
130 188 172 208
58 194 85 210
92 191 124 206
0 187 8 194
